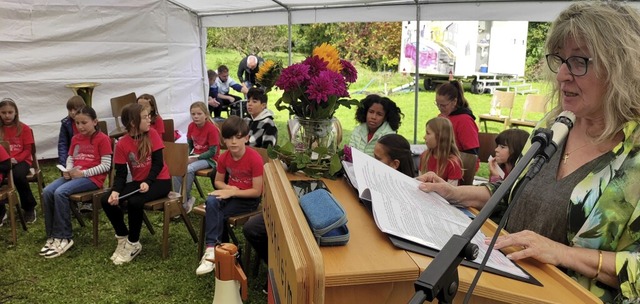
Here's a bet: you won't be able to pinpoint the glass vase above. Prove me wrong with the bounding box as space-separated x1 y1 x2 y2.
291 117 339 157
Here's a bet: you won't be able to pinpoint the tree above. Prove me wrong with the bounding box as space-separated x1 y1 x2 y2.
525 22 551 80
207 26 289 56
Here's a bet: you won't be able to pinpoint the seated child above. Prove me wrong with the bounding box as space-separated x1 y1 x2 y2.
196 115 263 275
58 95 86 166
244 87 277 148
137 94 165 139
418 117 463 185
349 94 403 156
374 133 416 178
489 128 529 182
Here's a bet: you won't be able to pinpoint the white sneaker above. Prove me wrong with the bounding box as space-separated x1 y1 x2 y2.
195 247 216 275
39 238 55 256
44 238 74 259
110 235 128 261
113 240 142 265
184 197 196 214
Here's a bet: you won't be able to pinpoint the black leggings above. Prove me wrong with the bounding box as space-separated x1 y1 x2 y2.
101 179 171 242
13 161 37 212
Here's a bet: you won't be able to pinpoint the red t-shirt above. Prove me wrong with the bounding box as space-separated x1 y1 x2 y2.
442 113 479 152
69 131 113 187
420 153 463 181
2 123 34 165
0 145 10 184
216 147 263 191
150 115 165 139
114 128 170 181
188 121 220 161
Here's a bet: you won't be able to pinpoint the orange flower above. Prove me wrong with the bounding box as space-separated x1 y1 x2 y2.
312 43 342 73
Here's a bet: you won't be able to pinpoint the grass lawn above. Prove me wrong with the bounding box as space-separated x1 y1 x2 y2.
1 49 551 303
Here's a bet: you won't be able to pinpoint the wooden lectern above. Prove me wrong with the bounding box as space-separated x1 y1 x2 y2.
264 159 602 304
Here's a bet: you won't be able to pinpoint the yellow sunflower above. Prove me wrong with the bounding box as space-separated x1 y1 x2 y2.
256 60 275 82
313 43 342 73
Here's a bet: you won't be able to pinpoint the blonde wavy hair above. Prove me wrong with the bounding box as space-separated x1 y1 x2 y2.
545 1 640 143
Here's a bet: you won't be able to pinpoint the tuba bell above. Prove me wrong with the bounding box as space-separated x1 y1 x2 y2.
65 82 100 107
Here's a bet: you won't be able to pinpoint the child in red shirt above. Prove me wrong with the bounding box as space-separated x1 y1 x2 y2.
173 102 219 213
102 103 171 265
40 106 112 258
196 115 263 275
137 94 165 139
0 98 37 223
419 117 463 185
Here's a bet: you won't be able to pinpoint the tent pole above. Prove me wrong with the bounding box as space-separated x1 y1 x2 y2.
272 0 292 65
413 2 421 144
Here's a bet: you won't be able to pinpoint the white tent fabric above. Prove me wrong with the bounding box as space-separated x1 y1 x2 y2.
0 0 205 159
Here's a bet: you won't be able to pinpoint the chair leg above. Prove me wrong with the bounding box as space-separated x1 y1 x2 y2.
483 120 488 133
143 212 155 235
92 193 104 247
180 206 198 244
198 215 205 260
8 193 17 245
193 177 205 199
70 202 86 227
161 202 172 259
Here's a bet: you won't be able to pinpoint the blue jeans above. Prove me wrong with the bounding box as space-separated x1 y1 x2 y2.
204 195 259 246
43 177 98 239
172 159 211 200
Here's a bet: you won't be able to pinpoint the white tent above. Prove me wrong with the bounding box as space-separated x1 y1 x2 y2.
0 0 615 159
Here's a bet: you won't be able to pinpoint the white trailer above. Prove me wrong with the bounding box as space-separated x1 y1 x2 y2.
399 20 528 94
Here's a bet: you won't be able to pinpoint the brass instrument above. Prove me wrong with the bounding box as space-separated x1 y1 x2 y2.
65 82 100 107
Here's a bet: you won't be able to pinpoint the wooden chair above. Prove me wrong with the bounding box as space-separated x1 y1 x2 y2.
0 141 26 245
478 90 515 132
162 119 175 143
194 147 269 271
477 132 498 163
109 92 136 138
509 94 547 129
25 129 45 213
143 141 198 258
459 152 478 186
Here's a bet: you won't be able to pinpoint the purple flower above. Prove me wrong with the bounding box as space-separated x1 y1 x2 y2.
303 55 328 77
306 70 349 104
340 59 358 83
275 63 310 91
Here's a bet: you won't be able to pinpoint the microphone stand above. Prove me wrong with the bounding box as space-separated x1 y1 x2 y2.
409 128 554 304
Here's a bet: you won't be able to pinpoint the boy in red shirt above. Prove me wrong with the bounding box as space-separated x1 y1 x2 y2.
196 115 263 275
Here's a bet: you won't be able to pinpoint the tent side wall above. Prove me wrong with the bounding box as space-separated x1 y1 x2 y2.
0 0 205 159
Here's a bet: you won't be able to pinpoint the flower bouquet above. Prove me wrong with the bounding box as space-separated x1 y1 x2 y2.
263 43 359 178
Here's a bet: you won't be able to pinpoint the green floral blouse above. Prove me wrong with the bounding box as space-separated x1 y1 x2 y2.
487 120 640 303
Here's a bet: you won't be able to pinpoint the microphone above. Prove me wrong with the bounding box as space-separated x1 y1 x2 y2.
527 110 575 177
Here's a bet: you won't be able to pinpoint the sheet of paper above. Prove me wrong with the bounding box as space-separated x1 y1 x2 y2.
56 164 80 172
351 148 528 279
488 155 505 178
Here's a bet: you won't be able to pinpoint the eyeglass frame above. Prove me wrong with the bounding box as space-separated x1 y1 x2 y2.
545 54 593 76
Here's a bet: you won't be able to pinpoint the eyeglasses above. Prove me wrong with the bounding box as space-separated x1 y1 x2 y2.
434 101 453 109
545 54 593 76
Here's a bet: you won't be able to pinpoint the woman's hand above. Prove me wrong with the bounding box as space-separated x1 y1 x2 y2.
139 182 149 193
108 191 120 205
491 230 567 266
417 171 457 201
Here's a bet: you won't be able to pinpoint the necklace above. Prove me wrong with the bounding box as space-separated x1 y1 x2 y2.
563 142 589 164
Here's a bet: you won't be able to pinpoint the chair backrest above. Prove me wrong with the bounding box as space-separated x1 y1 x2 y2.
163 142 189 177
110 92 137 129
97 121 108 134
29 129 41 172
477 132 498 163
162 119 175 142
459 152 478 186
491 90 516 116
520 94 547 120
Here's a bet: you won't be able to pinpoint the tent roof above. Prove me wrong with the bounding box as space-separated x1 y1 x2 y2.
170 0 582 27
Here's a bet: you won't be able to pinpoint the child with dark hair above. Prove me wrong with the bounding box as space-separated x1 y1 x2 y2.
40 106 112 258
374 134 416 178
435 81 479 155
489 128 529 182
102 103 171 265
349 94 404 156
244 87 277 148
196 115 263 275
58 95 86 166
0 98 38 223
137 94 165 139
